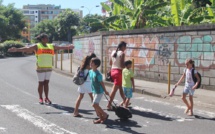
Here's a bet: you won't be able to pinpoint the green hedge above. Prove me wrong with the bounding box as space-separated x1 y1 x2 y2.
2 40 25 57
0 44 4 58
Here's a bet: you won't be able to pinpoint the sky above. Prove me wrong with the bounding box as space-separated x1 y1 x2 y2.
2 0 107 16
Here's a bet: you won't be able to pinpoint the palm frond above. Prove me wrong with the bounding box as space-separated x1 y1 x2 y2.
123 0 134 10
101 2 111 12
104 15 120 23
171 0 180 26
150 2 169 10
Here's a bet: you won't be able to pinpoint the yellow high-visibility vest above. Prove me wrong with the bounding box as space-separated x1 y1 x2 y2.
36 43 54 68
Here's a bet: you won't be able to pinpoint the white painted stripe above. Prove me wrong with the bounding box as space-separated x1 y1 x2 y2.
141 98 171 106
174 105 215 118
134 97 215 118
133 97 145 100
0 127 7 133
133 106 193 122
1 105 77 134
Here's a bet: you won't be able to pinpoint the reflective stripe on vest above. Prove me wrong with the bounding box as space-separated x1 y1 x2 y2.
36 43 54 68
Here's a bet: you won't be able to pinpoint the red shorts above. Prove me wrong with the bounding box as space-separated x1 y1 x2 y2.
111 69 122 86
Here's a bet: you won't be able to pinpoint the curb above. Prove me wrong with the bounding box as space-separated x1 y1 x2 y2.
52 68 164 98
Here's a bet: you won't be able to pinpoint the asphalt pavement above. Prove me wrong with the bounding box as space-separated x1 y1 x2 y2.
1 56 215 134
54 55 215 111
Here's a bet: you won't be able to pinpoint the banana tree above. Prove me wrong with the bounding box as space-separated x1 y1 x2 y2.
87 0 215 32
170 0 215 26
201 0 215 23
140 0 170 28
88 0 169 31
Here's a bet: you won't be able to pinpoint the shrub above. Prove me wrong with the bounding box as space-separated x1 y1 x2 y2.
0 44 4 58
3 40 25 57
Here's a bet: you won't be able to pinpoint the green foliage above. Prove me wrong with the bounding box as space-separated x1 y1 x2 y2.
31 9 80 42
55 9 80 42
2 40 25 57
171 0 180 26
0 3 26 42
77 14 105 34
78 14 104 35
193 0 212 8
0 44 4 58
97 0 169 30
2 0 214 39
170 0 215 26
31 20 56 43
94 0 215 31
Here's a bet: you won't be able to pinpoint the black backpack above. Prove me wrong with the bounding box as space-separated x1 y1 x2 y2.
73 67 89 85
191 69 202 89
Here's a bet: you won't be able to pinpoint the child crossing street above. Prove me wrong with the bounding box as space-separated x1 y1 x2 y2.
122 60 135 108
89 58 109 124
175 58 200 116
73 53 96 117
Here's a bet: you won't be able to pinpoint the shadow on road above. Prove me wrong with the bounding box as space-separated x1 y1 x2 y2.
104 119 143 134
130 107 174 121
194 115 215 121
42 104 94 116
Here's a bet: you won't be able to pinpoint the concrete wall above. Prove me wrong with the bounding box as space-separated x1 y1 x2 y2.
73 24 215 90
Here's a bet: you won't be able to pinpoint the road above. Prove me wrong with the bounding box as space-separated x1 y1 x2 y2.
0 56 215 134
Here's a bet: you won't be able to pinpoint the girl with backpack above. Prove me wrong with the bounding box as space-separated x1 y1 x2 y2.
73 53 96 117
175 58 200 116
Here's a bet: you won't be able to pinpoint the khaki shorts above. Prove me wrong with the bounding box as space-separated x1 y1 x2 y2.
93 93 103 104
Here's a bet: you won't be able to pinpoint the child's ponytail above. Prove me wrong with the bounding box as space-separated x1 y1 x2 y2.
80 56 90 70
112 41 127 58
113 47 119 58
192 60 195 69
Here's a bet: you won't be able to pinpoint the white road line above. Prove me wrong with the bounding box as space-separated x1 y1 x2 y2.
1 105 77 134
174 105 215 118
133 97 171 106
133 106 193 122
0 127 7 133
134 97 215 117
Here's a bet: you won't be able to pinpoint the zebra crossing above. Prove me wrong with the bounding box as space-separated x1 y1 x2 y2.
1 96 214 134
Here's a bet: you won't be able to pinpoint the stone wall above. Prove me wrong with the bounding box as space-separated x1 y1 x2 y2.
73 24 215 90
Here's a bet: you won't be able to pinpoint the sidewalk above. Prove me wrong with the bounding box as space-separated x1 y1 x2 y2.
53 58 215 111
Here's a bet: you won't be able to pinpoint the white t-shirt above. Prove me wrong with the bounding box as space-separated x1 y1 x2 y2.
111 50 123 69
184 68 197 86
